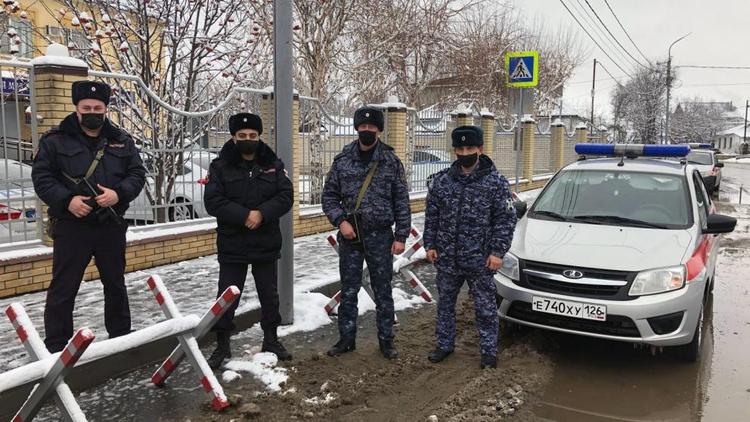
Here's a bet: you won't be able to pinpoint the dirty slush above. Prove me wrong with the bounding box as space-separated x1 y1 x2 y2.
189 295 554 421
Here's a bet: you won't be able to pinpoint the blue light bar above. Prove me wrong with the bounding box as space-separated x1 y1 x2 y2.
574 143 690 157
688 143 712 149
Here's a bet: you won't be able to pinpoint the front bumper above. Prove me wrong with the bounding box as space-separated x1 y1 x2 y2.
494 272 705 346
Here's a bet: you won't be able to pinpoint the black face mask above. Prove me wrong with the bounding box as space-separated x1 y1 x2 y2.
358 130 377 147
236 139 260 156
457 153 479 168
80 113 105 130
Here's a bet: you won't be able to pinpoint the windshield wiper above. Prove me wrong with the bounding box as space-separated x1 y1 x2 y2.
532 210 570 221
571 214 669 229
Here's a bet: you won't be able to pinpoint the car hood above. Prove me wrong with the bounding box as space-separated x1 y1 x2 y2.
510 217 694 272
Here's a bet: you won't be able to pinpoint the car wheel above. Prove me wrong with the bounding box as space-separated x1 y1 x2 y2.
169 198 196 222
674 306 703 363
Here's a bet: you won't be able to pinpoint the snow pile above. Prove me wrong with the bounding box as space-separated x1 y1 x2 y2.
222 370 242 383
304 392 338 406
392 287 425 311
725 157 750 164
224 352 288 392
278 292 336 336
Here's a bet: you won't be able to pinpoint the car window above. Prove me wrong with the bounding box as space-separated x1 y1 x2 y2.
692 172 709 229
414 151 433 163
686 151 713 165
530 169 692 229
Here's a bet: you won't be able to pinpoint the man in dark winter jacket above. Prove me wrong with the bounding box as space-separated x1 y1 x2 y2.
322 107 411 359
32 80 146 353
423 125 517 369
203 112 294 368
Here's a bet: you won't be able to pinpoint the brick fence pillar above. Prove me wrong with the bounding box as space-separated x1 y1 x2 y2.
550 118 566 171
260 87 276 150
382 100 408 165
575 122 588 144
480 108 495 161
522 116 536 183
31 44 89 246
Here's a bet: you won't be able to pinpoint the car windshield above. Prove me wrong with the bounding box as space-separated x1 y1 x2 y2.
686 151 713 165
530 170 692 229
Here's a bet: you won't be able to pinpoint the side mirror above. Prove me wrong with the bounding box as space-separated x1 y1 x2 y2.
716 162 724 168
704 213 737 234
513 201 528 219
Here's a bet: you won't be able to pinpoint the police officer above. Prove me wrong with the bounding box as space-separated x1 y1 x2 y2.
322 107 411 359
423 125 517 369
203 113 293 368
32 81 146 353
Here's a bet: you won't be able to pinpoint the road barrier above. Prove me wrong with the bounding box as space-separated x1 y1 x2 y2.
323 227 433 315
0 276 240 420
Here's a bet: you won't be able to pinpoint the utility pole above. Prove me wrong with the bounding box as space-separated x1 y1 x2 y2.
590 58 596 135
274 0 294 324
744 100 748 146
665 33 690 145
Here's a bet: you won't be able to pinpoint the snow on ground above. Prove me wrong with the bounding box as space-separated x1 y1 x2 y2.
725 157 750 163
223 352 288 392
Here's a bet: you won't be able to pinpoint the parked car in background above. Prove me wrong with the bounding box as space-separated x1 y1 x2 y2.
412 148 451 192
0 159 37 243
124 157 210 223
685 146 722 195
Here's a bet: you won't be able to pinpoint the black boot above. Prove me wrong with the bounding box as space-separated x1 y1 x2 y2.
208 331 232 370
480 354 497 369
262 328 293 361
327 337 356 357
427 347 453 363
379 339 398 359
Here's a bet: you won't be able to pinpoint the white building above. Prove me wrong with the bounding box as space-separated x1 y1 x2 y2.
715 123 749 154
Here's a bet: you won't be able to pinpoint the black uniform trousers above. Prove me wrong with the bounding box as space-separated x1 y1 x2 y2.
44 219 130 352
214 260 282 333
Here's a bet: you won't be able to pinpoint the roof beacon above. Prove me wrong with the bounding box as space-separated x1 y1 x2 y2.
687 143 712 149
574 143 690 158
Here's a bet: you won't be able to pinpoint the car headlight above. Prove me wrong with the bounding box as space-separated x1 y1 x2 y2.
499 252 520 281
629 265 685 296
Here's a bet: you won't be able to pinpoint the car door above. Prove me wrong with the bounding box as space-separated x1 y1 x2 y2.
692 171 720 276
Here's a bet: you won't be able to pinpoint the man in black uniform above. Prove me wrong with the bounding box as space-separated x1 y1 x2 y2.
203 113 294 368
32 80 146 353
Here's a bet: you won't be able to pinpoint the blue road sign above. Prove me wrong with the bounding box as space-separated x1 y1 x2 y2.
505 51 539 88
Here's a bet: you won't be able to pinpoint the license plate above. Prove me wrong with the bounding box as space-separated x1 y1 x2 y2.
531 296 607 321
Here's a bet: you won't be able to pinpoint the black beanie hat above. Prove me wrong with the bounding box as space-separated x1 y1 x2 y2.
72 80 111 105
451 125 484 147
353 107 384 132
229 113 263 135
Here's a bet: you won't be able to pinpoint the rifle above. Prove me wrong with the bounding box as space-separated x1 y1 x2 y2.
80 177 126 227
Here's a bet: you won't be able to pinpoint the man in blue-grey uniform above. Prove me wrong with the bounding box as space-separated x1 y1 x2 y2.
423 125 517 369
322 107 411 359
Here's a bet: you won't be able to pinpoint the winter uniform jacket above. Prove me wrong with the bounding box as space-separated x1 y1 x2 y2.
204 140 293 264
31 113 146 222
322 140 411 242
423 155 517 273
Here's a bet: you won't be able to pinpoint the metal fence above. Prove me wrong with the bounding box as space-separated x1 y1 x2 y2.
0 64 572 246
0 60 39 245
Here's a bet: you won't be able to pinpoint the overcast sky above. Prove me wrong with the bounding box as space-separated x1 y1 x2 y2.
508 0 750 121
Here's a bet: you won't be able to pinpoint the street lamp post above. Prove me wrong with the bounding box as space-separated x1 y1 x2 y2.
664 33 690 144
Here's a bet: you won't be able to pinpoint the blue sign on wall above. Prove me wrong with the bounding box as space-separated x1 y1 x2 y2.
2 77 29 95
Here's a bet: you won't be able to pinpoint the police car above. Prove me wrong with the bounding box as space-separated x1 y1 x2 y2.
496 144 737 362
684 144 723 195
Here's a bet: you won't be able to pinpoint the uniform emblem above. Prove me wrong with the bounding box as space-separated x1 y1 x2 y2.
91 86 96 92
243 118 247 122
365 112 370 117
461 136 466 142
506 198 514 211
108 143 125 148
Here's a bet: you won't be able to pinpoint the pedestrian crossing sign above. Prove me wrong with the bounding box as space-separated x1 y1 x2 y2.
505 51 539 88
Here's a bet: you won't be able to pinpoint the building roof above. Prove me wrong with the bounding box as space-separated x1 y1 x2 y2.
717 123 749 137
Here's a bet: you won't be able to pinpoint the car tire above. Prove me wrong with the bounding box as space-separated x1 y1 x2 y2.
168 198 196 222
674 307 703 363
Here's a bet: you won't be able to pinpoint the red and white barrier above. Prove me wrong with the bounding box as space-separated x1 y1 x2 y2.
5 303 93 422
146 275 238 411
323 226 432 315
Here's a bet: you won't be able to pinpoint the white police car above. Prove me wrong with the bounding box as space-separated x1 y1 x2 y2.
684 144 723 194
497 144 737 362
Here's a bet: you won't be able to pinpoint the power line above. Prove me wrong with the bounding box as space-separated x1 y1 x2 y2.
676 65 750 70
597 61 624 86
583 0 647 68
680 81 750 87
603 0 651 64
557 0 633 77
570 0 637 73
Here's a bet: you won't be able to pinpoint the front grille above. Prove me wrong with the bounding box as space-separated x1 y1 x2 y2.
515 260 636 301
508 301 641 337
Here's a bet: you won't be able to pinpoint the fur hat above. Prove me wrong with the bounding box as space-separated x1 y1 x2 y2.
353 107 384 132
451 125 484 147
72 80 111 105
229 113 263 135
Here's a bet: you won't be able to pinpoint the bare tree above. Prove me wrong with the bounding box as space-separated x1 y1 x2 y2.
610 64 667 143
32 0 265 222
669 98 731 143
